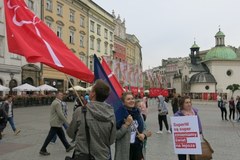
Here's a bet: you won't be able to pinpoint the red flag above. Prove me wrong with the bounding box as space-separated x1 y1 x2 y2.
4 0 94 83
102 57 124 98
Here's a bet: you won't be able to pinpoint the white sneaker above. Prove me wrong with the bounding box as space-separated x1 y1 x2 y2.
156 131 163 134
167 130 172 134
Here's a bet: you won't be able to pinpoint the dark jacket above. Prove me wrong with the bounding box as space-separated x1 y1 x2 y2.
67 101 116 160
229 100 235 109
171 97 179 113
0 107 7 131
114 107 144 160
2 101 13 118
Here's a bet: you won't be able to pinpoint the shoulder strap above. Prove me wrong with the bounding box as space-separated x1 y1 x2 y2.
82 107 91 155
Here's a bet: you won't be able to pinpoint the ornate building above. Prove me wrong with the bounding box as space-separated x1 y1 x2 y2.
112 12 126 62
82 0 115 72
42 0 90 91
126 34 142 87
0 0 42 96
175 29 240 99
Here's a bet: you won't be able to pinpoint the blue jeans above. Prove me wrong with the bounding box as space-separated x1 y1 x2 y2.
7 117 16 132
51 123 68 143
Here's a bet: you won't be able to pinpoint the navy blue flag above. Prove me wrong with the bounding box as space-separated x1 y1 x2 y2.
94 54 128 126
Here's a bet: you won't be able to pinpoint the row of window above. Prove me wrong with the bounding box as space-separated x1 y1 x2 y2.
90 38 113 55
45 21 85 47
46 0 85 27
44 20 114 55
0 36 20 59
90 21 113 41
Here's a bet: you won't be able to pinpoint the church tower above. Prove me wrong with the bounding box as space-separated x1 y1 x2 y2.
190 40 200 64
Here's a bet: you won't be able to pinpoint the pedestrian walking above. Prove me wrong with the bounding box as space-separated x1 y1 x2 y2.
236 96 240 121
1 95 21 135
0 105 7 139
156 95 171 134
39 92 74 156
140 96 148 121
115 92 146 160
219 96 228 121
51 97 69 144
174 96 203 160
171 93 180 114
228 97 235 121
66 80 116 160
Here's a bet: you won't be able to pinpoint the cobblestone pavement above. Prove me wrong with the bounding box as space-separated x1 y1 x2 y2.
0 100 240 160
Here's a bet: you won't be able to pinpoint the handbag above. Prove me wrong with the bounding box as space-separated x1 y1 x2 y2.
65 107 95 160
194 136 214 160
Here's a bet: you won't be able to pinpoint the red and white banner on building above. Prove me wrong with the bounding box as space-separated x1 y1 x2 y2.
120 61 127 83
128 64 134 86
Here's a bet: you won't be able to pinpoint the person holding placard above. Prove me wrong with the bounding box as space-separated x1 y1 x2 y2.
174 96 203 160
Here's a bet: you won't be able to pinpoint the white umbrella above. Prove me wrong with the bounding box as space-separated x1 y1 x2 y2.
85 86 92 92
0 85 10 91
37 84 58 91
13 83 40 92
144 90 149 93
68 85 86 91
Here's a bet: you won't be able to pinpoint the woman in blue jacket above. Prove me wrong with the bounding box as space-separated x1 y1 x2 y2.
115 92 146 160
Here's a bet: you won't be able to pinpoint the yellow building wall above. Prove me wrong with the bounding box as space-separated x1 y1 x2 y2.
42 0 89 90
126 40 135 64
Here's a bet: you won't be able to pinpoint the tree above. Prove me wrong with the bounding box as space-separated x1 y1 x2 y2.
226 84 240 97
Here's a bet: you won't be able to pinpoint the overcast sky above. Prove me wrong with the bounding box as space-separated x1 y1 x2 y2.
93 0 240 70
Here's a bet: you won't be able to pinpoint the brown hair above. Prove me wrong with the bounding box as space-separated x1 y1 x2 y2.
92 79 110 102
179 95 191 110
121 92 133 102
135 99 142 106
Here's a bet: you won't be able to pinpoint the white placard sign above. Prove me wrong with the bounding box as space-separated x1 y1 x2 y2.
170 116 202 155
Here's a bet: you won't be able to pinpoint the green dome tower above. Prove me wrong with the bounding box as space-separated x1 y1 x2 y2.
205 28 237 60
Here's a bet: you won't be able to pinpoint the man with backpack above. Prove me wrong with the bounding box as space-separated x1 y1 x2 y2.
66 80 116 160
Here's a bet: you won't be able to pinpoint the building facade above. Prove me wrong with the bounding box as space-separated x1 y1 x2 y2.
22 0 42 87
42 0 90 91
126 34 142 87
82 0 115 72
112 12 126 62
173 29 240 100
0 0 42 96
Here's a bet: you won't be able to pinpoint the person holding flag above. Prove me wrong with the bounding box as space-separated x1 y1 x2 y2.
115 92 146 160
4 0 94 83
67 80 116 160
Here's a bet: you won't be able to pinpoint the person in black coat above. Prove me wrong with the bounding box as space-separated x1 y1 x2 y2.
0 105 7 139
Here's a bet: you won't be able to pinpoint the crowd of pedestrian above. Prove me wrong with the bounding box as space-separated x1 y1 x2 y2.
1 82 208 160
217 94 240 121
0 95 21 140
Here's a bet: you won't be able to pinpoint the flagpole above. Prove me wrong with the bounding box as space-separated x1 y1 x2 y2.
65 74 84 106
